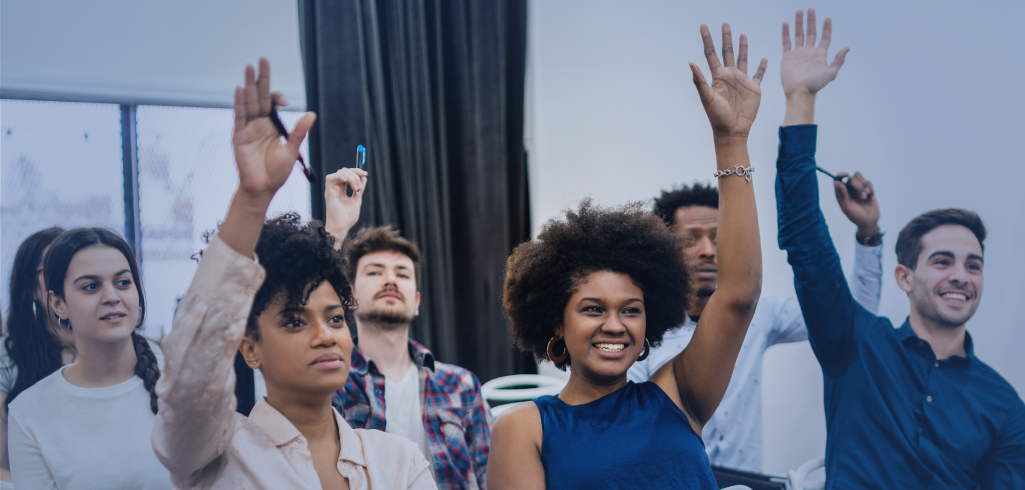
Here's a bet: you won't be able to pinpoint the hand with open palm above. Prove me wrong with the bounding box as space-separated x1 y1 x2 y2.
231 58 317 200
781 9 849 98
690 23 768 140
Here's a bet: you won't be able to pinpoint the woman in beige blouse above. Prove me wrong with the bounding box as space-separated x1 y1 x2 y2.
151 58 436 490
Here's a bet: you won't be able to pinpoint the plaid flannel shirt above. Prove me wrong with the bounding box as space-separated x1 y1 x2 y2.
334 339 493 490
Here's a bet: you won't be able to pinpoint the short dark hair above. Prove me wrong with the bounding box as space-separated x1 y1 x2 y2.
896 208 986 269
653 182 719 229
503 199 691 370
345 226 423 290
213 213 354 340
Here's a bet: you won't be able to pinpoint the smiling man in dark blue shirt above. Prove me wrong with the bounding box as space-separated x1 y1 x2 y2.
774 10 1025 489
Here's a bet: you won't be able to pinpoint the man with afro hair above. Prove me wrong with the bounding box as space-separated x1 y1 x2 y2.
629 179 885 473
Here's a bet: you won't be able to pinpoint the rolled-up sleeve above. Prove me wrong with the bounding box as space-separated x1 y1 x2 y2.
151 235 265 483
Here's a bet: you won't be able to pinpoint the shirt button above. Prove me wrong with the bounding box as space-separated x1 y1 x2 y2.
934 362 940 368
926 395 933 403
918 427 923 434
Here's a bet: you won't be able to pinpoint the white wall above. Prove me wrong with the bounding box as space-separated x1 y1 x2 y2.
527 0 1025 476
1 0 306 109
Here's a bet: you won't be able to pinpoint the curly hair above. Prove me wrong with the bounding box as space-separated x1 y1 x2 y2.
206 213 354 340
503 199 691 369
653 182 719 229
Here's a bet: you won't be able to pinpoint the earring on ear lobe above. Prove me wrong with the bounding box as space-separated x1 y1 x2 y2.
32 301 38 317
547 335 568 363
637 338 651 362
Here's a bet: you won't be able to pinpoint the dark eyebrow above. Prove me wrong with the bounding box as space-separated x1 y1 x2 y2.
73 269 131 284
967 254 984 264
279 304 345 317
927 251 955 261
577 297 644 305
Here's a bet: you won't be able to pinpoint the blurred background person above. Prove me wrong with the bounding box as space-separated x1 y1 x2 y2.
8 227 167 489
628 176 881 473
1 227 67 484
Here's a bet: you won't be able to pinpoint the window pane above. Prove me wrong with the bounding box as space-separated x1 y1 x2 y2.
136 105 311 338
0 100 125 320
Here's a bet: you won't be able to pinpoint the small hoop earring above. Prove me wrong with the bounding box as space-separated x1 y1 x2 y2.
59 317 72 331
637 338 651 362
547 336 568 363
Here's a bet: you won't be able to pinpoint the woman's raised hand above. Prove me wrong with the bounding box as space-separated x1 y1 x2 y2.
690 24 768 140
231 58 316 200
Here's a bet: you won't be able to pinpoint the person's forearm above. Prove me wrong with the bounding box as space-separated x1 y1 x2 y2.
219 190 273 259
153 236 264 479
783 93 815 126
712 137 763 310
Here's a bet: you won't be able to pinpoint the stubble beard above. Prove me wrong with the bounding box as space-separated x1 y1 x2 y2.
912 286 979 329
355 307 415 331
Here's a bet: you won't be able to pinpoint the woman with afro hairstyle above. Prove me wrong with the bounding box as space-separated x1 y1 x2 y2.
488 24 766 490
151 58 435 489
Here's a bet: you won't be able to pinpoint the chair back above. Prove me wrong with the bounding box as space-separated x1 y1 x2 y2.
482 374 566 417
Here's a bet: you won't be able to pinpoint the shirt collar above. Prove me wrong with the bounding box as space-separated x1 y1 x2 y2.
349 337 436 376
897 318 974 368
248 398 368 468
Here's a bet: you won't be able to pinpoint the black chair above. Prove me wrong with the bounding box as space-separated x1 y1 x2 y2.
711 465 786 490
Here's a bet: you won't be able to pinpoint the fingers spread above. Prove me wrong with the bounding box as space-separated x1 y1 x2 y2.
795 10 805 47
820 17 833 50
806 8 817 47
782 22 792 52
831 46 850 69
689 62 712 104
699 24 722 71
721 23 735 67
738 34 749 73
752 58 768 85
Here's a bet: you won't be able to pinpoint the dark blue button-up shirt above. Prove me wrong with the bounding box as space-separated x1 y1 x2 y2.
775 124 1025 489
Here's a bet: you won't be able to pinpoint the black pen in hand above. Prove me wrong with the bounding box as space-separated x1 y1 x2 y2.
816 166 859 197
269 100 317 183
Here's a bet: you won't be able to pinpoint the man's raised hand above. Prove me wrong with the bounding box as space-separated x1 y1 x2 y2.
834 171 881 239
232 58 316 201
781 9 849 98
690 23 768 141
324 167 368 247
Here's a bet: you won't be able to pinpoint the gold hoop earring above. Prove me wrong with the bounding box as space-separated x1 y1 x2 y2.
637 338 651 362
547 336 568 363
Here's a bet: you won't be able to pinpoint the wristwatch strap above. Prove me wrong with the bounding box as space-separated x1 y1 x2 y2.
857 231 884 247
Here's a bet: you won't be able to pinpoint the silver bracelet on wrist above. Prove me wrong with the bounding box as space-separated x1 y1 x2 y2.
713 165 754 182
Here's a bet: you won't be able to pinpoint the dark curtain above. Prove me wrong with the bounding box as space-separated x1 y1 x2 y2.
298 0 535 382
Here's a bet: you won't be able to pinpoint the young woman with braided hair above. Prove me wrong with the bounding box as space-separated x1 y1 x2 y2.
7 227 170 489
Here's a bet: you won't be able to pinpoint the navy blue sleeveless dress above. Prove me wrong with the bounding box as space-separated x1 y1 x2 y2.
534 381 717 490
